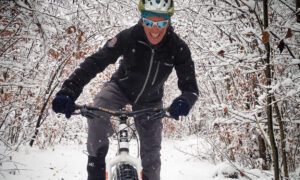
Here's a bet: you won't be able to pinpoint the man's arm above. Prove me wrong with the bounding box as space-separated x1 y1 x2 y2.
57 31 126 101
173 39 199 107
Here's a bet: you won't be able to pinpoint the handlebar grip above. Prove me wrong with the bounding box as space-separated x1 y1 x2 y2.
74 104 99 111
73 104 82 110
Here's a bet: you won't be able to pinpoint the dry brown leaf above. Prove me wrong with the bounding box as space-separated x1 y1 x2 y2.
224 107 228 113
49 49 59 59
285 28 293 38
3 72 9 80
66 26 76 34
218 50 225 57
262 31 270 44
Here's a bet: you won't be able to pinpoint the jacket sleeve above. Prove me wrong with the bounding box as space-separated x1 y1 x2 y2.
173 39 199 107
57 30 127 101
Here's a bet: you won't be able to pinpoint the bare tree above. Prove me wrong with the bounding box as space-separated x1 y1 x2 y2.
297 0 300 23
263 1 279 179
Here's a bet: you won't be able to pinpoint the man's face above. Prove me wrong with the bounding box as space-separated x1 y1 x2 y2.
142 16 169 45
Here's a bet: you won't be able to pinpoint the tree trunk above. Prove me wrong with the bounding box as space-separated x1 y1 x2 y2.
29 82 58 146
29 56 69 146
263 1 280 180
258 135 268 170
297 0 300 23
273 96 289 179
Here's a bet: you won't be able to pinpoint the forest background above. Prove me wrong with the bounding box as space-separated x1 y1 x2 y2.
0 0 299 179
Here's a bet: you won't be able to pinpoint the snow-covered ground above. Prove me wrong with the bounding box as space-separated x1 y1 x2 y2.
1 137 272 180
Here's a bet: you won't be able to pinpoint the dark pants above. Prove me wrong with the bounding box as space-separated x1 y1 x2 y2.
87 81 162 180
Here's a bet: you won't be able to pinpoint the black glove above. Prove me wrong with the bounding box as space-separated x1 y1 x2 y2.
52 94 74 118
169 99 190 120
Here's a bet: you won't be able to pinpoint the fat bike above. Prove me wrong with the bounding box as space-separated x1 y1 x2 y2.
74 104 169 180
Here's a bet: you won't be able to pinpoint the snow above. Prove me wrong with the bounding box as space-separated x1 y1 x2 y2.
282 78 293 86
287 89 298 97
1 1 300 180
291 59 300 65
1 137 269 180
241 0 256 10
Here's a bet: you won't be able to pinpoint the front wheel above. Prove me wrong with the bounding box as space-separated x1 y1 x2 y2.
112 163 139 180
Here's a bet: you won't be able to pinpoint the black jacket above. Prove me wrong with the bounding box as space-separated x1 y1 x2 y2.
57 21 199 106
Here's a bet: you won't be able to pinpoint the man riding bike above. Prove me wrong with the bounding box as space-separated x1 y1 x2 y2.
52 0 199 179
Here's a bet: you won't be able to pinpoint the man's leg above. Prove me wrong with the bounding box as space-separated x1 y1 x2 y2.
87 81 129 180
133 101 163 180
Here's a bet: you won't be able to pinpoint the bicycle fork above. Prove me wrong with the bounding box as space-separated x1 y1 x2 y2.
106 116 143 180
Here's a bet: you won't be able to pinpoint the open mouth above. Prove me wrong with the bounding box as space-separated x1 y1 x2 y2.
150 32 159 38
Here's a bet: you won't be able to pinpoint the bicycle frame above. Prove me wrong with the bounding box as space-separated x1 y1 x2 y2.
73 105 169 180
106 115 142 180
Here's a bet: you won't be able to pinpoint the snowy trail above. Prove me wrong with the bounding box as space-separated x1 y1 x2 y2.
1 138 268 180
161 139 218 180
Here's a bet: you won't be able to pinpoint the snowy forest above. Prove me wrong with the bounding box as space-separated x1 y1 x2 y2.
0 0 300 179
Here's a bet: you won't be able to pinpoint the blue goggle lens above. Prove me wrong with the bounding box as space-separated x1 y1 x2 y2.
157 21 168 28
144 19 154 27
143 18 168 29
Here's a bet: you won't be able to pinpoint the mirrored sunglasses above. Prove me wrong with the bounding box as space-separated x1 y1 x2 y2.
142 18 169 29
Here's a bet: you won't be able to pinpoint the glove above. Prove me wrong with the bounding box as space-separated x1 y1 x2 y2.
169 99 190 120
52 94 74 118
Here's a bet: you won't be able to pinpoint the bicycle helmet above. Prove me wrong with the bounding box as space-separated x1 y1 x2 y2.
139 0 174 16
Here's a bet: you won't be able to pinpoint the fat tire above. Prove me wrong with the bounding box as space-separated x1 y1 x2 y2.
113 164 138 180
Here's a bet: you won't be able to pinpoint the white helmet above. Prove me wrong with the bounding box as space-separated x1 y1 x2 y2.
139 0 174 16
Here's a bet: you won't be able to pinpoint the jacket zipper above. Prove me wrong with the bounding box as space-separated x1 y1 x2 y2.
119 76 129 81
134 41 155 103
151 62 160 85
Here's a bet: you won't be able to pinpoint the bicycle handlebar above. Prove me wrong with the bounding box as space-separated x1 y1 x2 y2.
73 104 171 120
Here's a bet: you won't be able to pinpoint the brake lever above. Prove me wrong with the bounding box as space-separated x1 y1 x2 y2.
80 105 99 119
148 109 170 121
